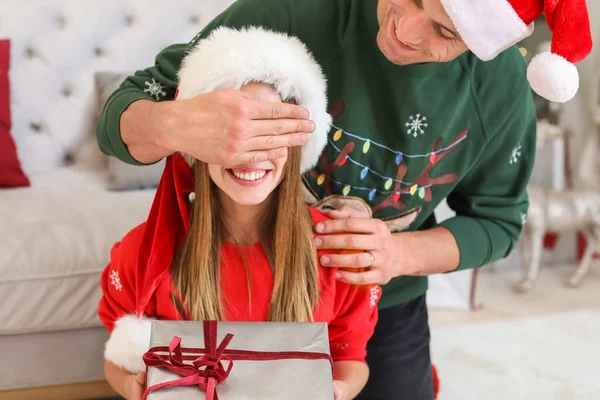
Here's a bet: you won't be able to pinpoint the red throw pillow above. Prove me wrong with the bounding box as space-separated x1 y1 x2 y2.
0 39 30 188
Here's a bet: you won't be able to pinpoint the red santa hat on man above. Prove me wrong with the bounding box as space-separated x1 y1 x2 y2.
440 0 593 103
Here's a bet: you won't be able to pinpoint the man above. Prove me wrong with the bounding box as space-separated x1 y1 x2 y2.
97 0 592 398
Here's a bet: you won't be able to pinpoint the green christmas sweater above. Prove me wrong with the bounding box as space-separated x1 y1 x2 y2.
97 0 536 308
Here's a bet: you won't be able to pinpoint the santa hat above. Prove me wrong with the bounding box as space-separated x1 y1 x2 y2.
104 153 195 373
440 0 593 103
176 26 332 172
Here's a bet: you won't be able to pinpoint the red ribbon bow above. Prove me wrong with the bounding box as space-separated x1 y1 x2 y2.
142 320 333 399
142 321 234 400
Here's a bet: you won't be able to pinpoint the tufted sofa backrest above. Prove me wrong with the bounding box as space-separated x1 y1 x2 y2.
0 0 236 174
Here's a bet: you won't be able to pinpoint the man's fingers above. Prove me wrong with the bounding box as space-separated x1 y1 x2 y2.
319 252 374 268
315 234 378 251
248 118 316 137
234 148 288 165
249 99 311 120
136 372 147 386
336 269 381 285
245 132 310 151
333 382 343 400
327 205 370 219
315 217 379 235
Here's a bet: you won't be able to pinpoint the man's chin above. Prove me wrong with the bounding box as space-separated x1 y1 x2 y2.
390 58 420 66
377 42 417 66
376 31 419 65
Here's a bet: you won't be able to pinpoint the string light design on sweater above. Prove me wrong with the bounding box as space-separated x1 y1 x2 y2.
312 102 466 212
313 173 434 199
331 123 467 163
327 135 467 186
327 131 467 186
309 130 467 210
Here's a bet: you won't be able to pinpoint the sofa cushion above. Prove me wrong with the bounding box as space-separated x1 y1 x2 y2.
96 71 166 190
0 39 30 188
75 71 166 190
0 167 155 334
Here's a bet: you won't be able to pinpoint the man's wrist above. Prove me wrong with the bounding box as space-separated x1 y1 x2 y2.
121 99 176 164
392 226 460 277
147 99 176 152
391 231 423 276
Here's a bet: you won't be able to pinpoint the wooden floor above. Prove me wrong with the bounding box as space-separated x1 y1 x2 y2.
1 381 119 400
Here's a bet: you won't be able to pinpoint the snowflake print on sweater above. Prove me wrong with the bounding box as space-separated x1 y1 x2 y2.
369 286 381 308
509 144 522 165
144 78 167 101
189 31 202 45
405 114 429 138
109 270 122 291
331 343 350 352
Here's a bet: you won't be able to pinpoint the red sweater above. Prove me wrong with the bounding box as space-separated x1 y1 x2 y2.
99 207 380 363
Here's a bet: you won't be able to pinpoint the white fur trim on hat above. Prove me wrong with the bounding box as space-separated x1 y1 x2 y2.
527 51 580 103
440 0 534 61
104 315 152 373
177 26 332 173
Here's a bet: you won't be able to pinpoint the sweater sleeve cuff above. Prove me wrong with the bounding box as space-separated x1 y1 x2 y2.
97 89 154 166
438 216 492 271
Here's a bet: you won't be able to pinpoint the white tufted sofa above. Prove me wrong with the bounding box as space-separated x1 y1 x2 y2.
0 0 235 395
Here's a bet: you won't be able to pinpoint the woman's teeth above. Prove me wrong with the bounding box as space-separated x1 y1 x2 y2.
231 170 267 181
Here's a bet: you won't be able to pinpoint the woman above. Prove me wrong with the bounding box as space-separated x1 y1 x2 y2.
99 27 379 400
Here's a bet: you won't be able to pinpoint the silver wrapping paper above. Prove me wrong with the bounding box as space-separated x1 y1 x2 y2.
146 320 334 399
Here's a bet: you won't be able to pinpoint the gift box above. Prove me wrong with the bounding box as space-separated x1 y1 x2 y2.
143 320 334 399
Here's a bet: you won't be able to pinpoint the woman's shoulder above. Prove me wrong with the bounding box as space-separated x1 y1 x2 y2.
116 222 147 249
109 222 147 268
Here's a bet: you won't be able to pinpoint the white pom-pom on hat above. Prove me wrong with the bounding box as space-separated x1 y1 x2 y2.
527 51 580 103
104 315 152 373
440 0 593 103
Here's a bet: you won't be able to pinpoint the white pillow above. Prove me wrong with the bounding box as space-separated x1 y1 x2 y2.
106 158 165 191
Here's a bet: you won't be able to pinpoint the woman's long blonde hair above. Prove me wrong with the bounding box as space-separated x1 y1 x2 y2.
171 146 320 322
